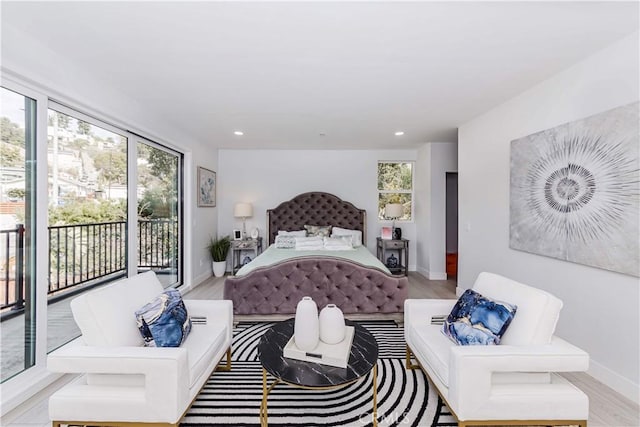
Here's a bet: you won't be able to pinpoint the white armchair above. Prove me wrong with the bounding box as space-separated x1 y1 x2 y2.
47 272 233 427
405 272 589 427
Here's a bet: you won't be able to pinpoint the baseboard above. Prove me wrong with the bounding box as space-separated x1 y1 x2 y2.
455 286 465 296
588 358 639 404
414 268 447 281
193 270 213 288
428 272 447 280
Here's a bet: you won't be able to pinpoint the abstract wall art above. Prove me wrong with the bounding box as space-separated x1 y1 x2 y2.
510 102 639 277
197 166 216 207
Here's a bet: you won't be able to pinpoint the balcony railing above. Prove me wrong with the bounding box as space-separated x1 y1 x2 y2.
1 219 178 314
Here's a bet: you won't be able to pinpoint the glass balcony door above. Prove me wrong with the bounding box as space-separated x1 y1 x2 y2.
136 139 182 288
0 87 37 382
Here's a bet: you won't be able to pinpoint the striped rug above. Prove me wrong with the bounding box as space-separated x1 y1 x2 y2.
181 321 455 427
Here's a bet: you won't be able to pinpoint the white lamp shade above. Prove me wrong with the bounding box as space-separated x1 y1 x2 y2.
234 202 253 218
384 203 403 219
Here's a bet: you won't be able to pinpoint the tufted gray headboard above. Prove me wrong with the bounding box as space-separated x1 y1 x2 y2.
267 192 367 246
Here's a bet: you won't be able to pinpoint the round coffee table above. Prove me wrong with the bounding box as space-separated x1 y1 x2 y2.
258 318 379 427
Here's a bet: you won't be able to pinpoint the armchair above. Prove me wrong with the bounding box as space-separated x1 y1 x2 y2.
47 272 233 427
405 272 589 427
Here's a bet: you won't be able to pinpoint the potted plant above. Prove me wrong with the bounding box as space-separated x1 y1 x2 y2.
207 235 231 277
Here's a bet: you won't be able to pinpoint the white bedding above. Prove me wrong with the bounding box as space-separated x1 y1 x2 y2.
235 244 391 276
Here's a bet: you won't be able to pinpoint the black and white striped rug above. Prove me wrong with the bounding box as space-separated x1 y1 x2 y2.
181 321 455 427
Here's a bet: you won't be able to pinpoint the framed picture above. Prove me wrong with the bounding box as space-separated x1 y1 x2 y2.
233 229 242 240
381 226 392 240
197 167 216 207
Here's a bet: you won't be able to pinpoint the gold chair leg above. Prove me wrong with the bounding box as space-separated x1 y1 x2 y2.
405 345 420 369
216 347 232 371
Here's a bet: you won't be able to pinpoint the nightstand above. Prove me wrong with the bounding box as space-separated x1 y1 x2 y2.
231 237 263 275
376 237 408 276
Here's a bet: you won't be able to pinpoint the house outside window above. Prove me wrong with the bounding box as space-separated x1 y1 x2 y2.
377 161 413 221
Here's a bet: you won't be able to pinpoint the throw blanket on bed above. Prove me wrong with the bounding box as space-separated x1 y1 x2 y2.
235 244 391 276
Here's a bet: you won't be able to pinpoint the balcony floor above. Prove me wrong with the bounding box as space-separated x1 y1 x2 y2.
1 273 177 381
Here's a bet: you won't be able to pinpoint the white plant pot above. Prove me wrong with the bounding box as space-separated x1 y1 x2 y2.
294 296 319 351
319 304 346 344
212 261 227 277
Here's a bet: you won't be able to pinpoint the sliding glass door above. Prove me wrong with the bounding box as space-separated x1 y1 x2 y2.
136 139 182 287
46 105 129 352
0 83 185 390
0 87 37 382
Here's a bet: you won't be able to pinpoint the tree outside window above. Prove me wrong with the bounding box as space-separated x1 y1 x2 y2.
378 161 413 220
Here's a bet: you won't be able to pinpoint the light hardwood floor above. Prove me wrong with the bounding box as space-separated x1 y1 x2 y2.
3 273 639 427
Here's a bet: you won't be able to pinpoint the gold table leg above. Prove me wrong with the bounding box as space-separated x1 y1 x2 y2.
372 363 378 427
260 364 378 427
260 368 279 427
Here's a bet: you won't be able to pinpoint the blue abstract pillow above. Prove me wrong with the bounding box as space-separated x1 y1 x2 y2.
135 289 192 347
442 289 517 346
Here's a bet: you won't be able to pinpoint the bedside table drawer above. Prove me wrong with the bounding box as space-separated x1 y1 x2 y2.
385 240 405 249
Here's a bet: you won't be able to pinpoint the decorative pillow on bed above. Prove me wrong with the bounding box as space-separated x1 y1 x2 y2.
275 235 297 249
304 224 332 238
323 236 354 250
442 289 517 346
278 230 307 237
135 289 191 347
295 236 324 250
331 227 363 247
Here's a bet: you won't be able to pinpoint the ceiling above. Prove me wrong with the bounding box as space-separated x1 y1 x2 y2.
2 2 638 150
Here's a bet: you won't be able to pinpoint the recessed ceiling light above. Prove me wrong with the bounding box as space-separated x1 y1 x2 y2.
394 131 405 136
234 131 244 136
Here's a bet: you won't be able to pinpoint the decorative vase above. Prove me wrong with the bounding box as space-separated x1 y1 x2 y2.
294 297 319 351
386 254 398 268
212 261 226 277
319 304 346 344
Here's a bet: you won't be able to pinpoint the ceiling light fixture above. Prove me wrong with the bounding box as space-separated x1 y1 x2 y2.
394 131 405 136
234 131 244 136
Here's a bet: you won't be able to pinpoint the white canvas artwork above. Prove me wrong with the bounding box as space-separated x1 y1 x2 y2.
510 102 639 277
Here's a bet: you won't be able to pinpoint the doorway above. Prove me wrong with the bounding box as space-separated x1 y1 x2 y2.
445 172 458 280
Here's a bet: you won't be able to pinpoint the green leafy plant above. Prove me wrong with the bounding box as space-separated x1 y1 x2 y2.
207 236 231 262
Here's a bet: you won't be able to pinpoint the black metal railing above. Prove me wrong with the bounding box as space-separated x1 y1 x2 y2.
48 221 127 295
0 224 25 311
138 219 179 269
1 219 178 312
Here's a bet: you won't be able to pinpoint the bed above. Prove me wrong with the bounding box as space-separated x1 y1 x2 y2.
223 192 409 315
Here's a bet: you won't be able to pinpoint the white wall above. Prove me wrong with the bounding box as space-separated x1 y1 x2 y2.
458 32 640 402
1 25 218 288
415 142 458 279
217 149 418 268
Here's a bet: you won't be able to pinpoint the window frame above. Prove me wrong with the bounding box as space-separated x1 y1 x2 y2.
377 160 415 222
0 75 188 414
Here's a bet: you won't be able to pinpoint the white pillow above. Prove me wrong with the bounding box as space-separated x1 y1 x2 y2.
295 236 324 250
278 230 307 237
323 236 354 251
331 227 363 247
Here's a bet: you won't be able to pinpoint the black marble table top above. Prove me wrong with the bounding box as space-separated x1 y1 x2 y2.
258 318 379 388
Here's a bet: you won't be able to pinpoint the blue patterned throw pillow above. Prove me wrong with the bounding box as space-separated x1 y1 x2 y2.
443 289 517 346
135 289 192 347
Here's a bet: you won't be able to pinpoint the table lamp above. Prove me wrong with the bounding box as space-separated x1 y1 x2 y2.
384 203 403 239
234 202 253 240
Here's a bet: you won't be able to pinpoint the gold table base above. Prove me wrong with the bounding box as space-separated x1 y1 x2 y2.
260 364 378 427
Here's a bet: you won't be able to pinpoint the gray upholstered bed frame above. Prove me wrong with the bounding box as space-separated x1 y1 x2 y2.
223 192 408 315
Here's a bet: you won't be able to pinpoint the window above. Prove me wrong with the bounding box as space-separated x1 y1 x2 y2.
47 106 129 352
377 161 413 220
0 86 37 382
136 139 183 287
